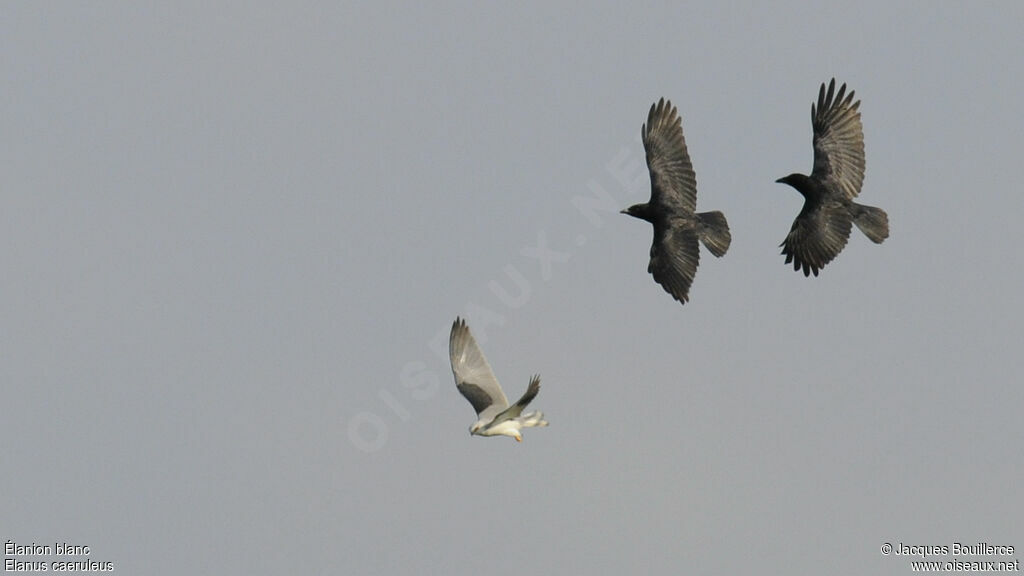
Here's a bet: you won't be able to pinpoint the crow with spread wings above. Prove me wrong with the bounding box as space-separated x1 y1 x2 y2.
621 98 731 305
776 79 889 277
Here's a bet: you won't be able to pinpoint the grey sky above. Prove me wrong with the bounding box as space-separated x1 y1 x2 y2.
3 2 1022 574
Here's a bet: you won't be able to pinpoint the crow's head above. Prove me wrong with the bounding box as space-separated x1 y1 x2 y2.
775 172 816 191
621 202 656 223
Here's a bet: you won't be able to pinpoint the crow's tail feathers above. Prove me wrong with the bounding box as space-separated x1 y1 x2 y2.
697 210 731 257
851 203 889 244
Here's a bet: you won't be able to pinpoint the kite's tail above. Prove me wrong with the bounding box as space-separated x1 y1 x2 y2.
519 411 548 428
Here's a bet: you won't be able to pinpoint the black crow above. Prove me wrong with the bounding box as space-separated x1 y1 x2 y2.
776 79 889 277
622 98 731 305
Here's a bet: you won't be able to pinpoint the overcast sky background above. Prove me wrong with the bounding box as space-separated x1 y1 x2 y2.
3 2 1023 575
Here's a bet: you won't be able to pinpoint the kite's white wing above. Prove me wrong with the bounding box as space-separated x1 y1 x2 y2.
449 317 509 423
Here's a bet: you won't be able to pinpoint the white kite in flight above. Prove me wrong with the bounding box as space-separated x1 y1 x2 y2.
449 317 548 442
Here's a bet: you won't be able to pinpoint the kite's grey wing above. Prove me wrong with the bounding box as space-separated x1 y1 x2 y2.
810 79 865 200
648 220 700 304
643 98 697 214
489 375 541 426
449 317 509 421
781 199 853 277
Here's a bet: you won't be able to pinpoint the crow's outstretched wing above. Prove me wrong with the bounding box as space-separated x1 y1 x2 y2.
781 200 854 277
648 220 700 303
643 98 697 214
811 78 865 201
